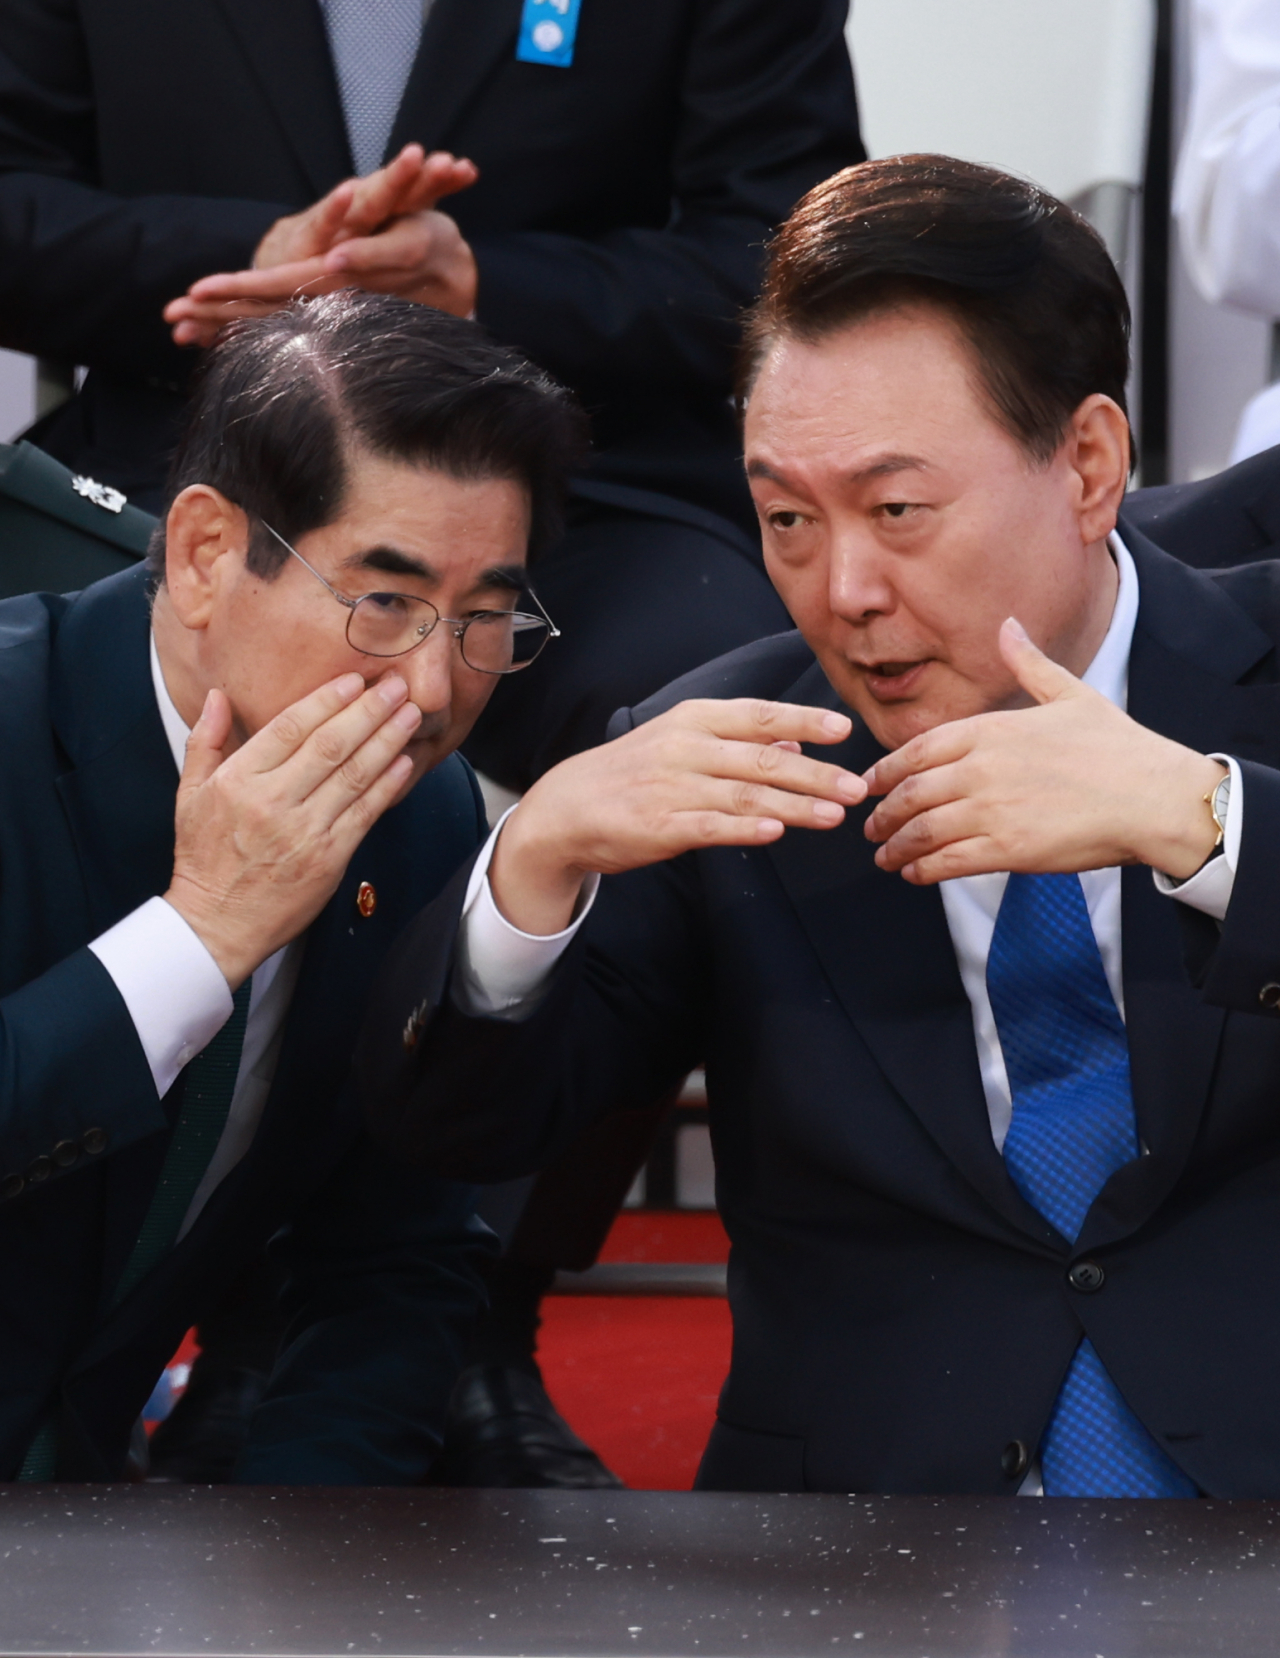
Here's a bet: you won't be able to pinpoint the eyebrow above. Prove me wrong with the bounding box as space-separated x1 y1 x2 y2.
746 454 930 486
345 546 528 594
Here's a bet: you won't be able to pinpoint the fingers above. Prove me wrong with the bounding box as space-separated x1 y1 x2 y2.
682 696 854 750
324 217 433 277
695 773 850 831
331 751 417 848
711 733 865 806
864 755 972 845
305 695 424 824
343 148 476 231
184 256 338 305
999 616 1089 706
344 146 430 232
270 674 421 805
301 178 358 256
870 797 988 873
179 689 233 791
893 836 1006 886
862 720 976 799
238 672 368 774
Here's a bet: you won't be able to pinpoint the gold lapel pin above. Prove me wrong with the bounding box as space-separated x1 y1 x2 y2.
356 880 377 918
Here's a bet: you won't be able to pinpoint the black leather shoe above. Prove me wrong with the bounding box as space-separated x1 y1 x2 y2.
430 1363 625 1488
145 1362 270 1483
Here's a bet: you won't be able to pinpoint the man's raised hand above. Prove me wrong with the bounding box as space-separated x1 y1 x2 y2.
165 673 422 987
165 145 479 346
862 617 1227 886
489 698 865 937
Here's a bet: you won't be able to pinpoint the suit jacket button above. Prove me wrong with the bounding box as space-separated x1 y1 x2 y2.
51 1140 79 1169
1001 1440 1030 1480
1068 1260 1106 1292
81 1128 107 1156
0 1173 24 1202
356 881 377 918
26 1156 52 1184
1260 982 1280 1010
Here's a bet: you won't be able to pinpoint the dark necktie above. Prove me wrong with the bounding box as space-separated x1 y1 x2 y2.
17 982 252 1481
987 872 1197 1497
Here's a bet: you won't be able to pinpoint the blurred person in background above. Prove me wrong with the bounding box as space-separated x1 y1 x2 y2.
1174 0 1280 462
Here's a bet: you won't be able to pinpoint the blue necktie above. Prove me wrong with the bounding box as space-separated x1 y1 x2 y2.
987 872 1196 1497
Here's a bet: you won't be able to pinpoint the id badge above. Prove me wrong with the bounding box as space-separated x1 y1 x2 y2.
516 0 582 68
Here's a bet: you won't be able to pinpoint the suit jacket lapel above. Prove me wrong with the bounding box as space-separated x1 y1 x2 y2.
1081 525 1279 1250
48 567 178 931
761 663 1059 1245
45 569 188 1313
389 0 523 155
211 0 352 193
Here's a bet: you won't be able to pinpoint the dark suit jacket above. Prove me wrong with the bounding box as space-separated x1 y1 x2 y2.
1126 444 1280 569
0 0 861 523
0 563 493 1483
360 523 1280 1497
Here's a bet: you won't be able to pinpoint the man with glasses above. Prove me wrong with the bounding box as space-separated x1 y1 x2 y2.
0 288 583 1484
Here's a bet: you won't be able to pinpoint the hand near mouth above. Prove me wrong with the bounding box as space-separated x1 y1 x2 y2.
858 618 1228 886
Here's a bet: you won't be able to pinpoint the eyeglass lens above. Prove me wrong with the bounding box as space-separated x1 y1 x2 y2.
346 592 551 673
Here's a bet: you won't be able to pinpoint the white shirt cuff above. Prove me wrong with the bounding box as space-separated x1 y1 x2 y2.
88 896 234 1098
1153 754 1242 923
455 807 600 1020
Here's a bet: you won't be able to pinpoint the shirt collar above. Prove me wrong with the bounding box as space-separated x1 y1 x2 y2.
149 630 192 776
1080 529 1139 712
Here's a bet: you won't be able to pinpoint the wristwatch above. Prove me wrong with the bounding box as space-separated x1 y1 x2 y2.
1206 771 1231 850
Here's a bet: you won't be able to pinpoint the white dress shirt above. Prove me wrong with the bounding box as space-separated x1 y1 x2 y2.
86 637 301 1239
456 533 1241 1153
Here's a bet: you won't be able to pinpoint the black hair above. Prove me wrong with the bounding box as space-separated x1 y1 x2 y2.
741 154 1131 465
148 290 588 577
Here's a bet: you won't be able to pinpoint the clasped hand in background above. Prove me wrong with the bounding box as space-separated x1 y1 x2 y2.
164 143 479 348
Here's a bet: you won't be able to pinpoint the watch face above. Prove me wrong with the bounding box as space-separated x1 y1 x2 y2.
1213 774 1232 827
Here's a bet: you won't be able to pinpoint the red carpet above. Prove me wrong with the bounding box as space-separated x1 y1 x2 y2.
537 1210 732 1490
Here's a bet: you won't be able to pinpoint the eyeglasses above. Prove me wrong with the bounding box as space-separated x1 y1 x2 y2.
260 521 560 674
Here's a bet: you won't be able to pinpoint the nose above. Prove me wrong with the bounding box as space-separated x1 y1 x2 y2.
827 527 896 624
397 623 457 716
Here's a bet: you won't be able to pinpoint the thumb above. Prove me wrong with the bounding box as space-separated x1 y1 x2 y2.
179 689 232 791
999 616 1088 706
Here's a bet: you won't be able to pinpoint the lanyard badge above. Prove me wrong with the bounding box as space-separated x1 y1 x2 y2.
516 0 582 67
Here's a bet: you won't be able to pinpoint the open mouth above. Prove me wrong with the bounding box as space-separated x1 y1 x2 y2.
858 658 931 698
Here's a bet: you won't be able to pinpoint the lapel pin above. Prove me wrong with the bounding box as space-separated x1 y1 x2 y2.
517 0 581 67
356 881 377 918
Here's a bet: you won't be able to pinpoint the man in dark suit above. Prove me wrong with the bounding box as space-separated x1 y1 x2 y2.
0 289 584 1483
1125 441 1280 570
0 0 861 782
360 157 1280 1498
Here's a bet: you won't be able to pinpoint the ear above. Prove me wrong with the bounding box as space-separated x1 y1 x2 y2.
164 487 250 630
1065 393 1130 547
